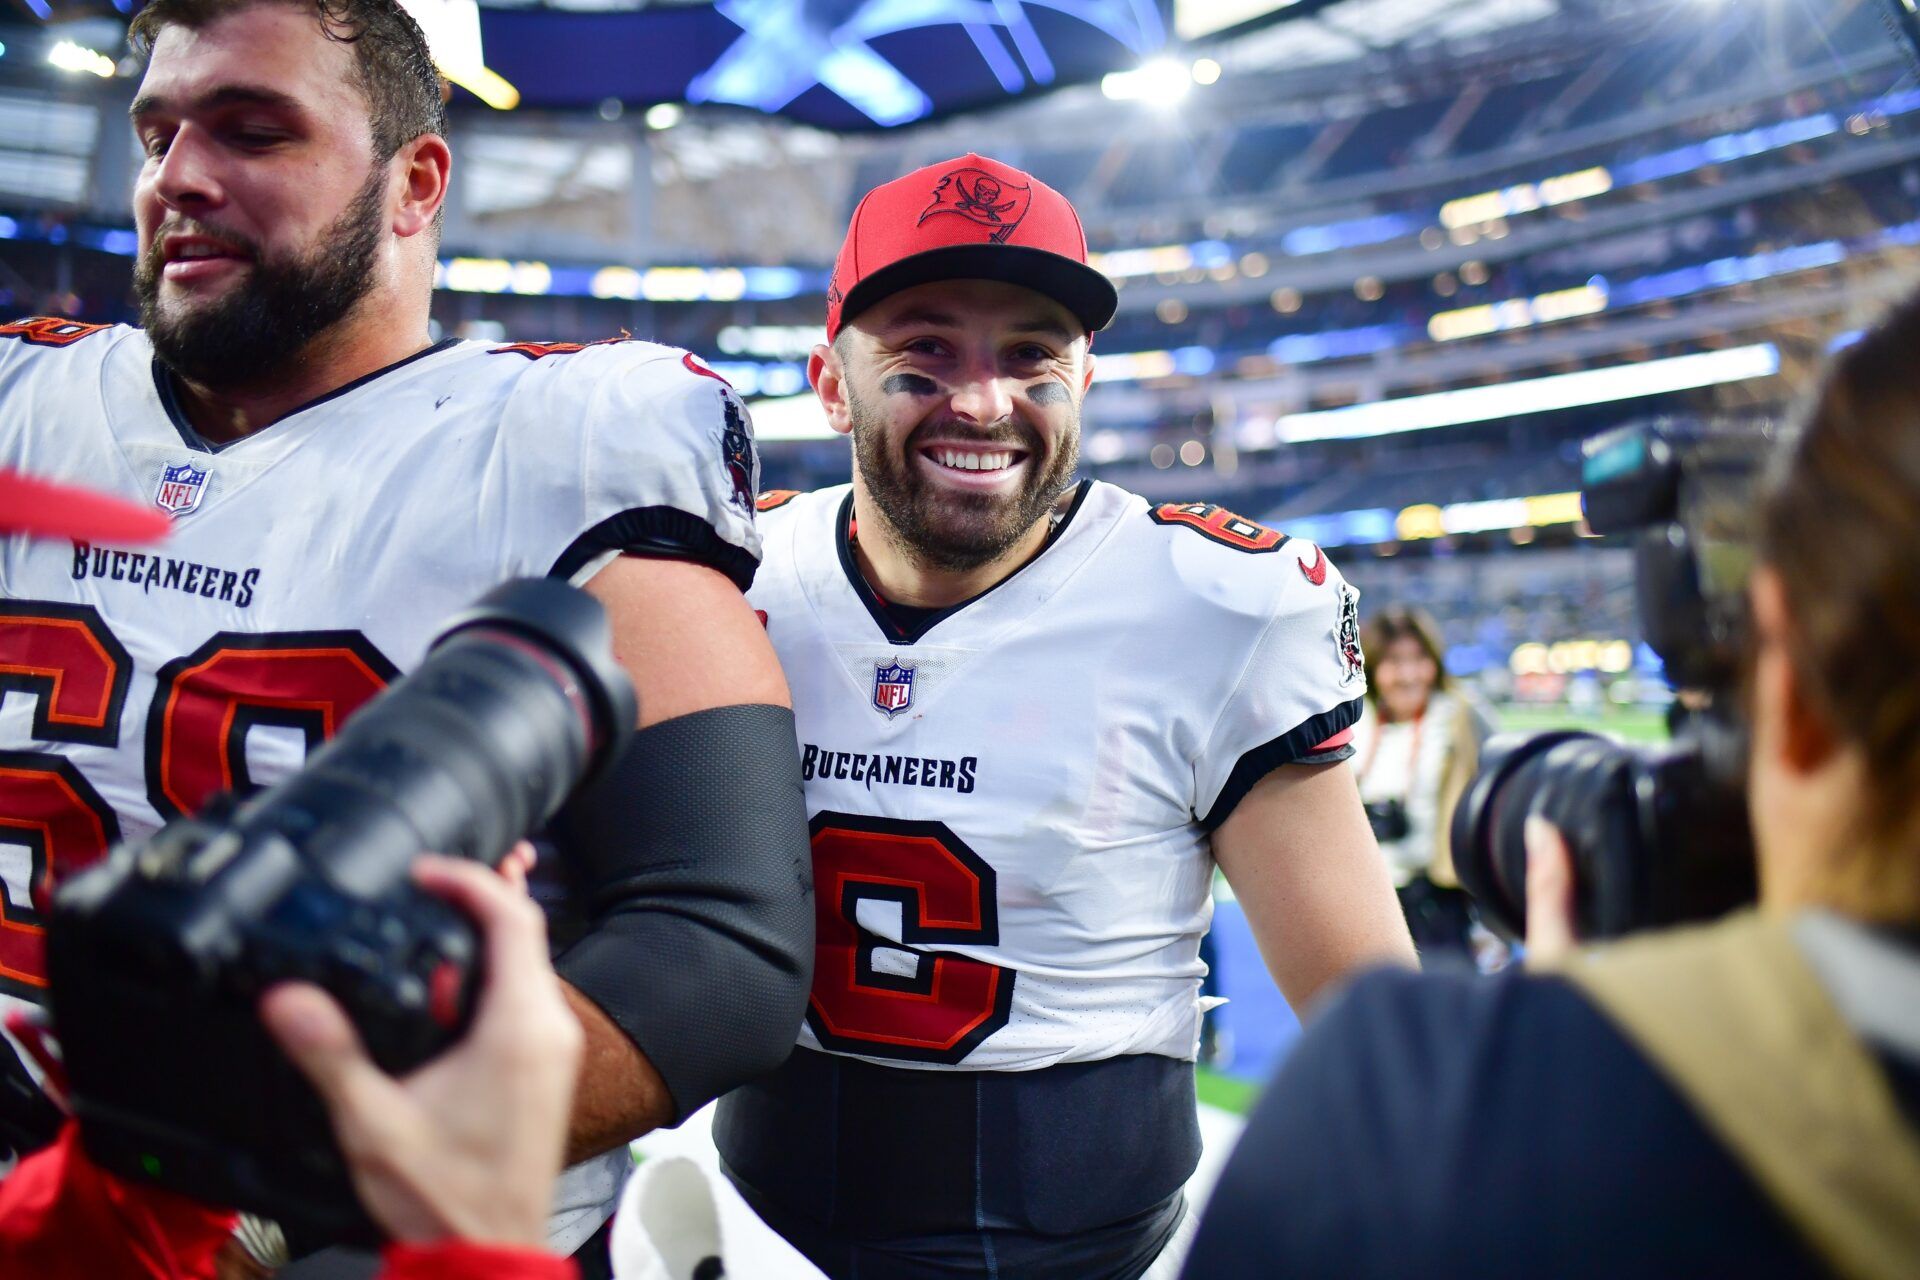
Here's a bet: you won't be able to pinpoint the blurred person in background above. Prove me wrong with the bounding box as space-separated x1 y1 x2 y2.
1180 291 1920 1279
1351 607 1495 967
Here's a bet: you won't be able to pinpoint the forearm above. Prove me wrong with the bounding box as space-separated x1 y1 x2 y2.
550 704 814 1138
559 984 675 1163
1216 762 1418 1012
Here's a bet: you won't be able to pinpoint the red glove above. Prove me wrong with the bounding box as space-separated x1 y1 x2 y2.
0 1122 237 1279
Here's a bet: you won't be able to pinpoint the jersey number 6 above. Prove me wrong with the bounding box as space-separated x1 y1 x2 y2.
0 603 395 998
806 811 1015 1065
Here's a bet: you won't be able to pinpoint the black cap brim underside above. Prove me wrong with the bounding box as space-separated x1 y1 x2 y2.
839 244 1119 336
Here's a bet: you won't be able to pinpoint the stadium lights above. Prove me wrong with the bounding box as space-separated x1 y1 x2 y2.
745 392 834 442
1276 344 1780 444
397 0 519 110
48 40 116 78
1102 58 1192 104
1441 167 1612 229
645 103 684 130
1428 281 1609 342
1278 490 1586 551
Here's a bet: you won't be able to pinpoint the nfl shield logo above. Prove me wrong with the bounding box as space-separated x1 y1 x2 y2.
872 659 916 718
154 462 208 518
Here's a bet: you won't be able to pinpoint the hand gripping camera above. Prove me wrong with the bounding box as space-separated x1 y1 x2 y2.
47 579 635 1240
1449 423 1765 941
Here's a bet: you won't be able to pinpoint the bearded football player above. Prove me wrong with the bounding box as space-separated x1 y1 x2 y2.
0 2 811 1275
714 155 1417 1280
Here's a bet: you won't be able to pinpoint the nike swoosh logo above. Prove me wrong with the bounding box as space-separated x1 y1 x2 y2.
435 395 452 410
1299 545 1328 586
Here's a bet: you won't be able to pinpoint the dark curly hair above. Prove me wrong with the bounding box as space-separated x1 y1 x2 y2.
128 0 447 160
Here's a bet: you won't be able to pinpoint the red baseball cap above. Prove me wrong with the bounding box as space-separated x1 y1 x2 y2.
826 153 1118 341
1 469 171 543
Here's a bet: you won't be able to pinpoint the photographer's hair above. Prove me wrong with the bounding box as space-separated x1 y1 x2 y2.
127 0 448 162
1760 291 1920 917
1361 606 1453 709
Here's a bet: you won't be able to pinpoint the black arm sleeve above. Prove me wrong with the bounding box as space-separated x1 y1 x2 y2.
547 703 813 1123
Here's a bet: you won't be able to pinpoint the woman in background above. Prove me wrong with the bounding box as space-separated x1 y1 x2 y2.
1351 607 1494 966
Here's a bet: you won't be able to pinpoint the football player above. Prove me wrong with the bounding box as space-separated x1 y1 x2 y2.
0 2 811 1275
714 154 1417 1279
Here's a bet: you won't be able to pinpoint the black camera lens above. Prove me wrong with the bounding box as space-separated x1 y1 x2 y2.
49 578 638 1239
1451 727 1754 943
1451 731 1599 940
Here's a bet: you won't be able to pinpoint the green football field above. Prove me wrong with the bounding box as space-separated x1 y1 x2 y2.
1492 703 1668 744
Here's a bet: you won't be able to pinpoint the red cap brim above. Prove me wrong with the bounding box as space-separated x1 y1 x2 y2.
0 469 172 544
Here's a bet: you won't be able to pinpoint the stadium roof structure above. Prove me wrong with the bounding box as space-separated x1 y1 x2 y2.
464 0 1565 126
9 0 1574 128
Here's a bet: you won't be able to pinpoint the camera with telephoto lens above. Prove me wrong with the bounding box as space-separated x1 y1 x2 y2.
46 578 636 1241
1364 798 1412 843
1450 422 1766 942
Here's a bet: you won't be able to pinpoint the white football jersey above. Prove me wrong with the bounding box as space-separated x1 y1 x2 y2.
750 480 1365 1072
0 317 760 1250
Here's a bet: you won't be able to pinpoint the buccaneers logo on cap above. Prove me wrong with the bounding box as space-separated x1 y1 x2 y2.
919 168 1032 243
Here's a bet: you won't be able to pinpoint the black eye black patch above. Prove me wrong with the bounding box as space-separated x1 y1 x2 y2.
882 373 939 397
1027 381 1072 406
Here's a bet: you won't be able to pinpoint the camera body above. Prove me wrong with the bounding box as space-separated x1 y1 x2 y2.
48 579 636 1240
1364 798 1412 844
1451 422 1768 941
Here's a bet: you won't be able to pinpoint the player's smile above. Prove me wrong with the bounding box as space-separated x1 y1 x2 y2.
159 232 252 286
914 439 1031 492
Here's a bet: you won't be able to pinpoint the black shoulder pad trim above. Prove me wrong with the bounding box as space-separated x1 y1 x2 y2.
550 504 757 592
1200 695 1365 833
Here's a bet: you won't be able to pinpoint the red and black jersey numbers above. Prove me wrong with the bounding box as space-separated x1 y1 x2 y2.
756 490 801 513
146 633 397 820
806 812 1014 1065
489 334 633 360
0 604 129 995
0 602 134 748
1148 502 1287 554
0 317 113 348
0 607 396 997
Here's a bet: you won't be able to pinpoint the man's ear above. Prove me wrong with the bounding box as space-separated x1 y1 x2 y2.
392 134 451 240
1080 346 1096 396
809 342 854 438
1751 566 1840 774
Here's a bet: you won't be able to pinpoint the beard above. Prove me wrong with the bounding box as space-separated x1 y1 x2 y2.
848 385 1080 574
135 165 388 392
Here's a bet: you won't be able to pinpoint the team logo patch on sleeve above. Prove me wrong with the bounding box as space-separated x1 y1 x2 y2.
154 461 208 518
720 395 756 513
1337 583 1364 684
872 659 916 718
